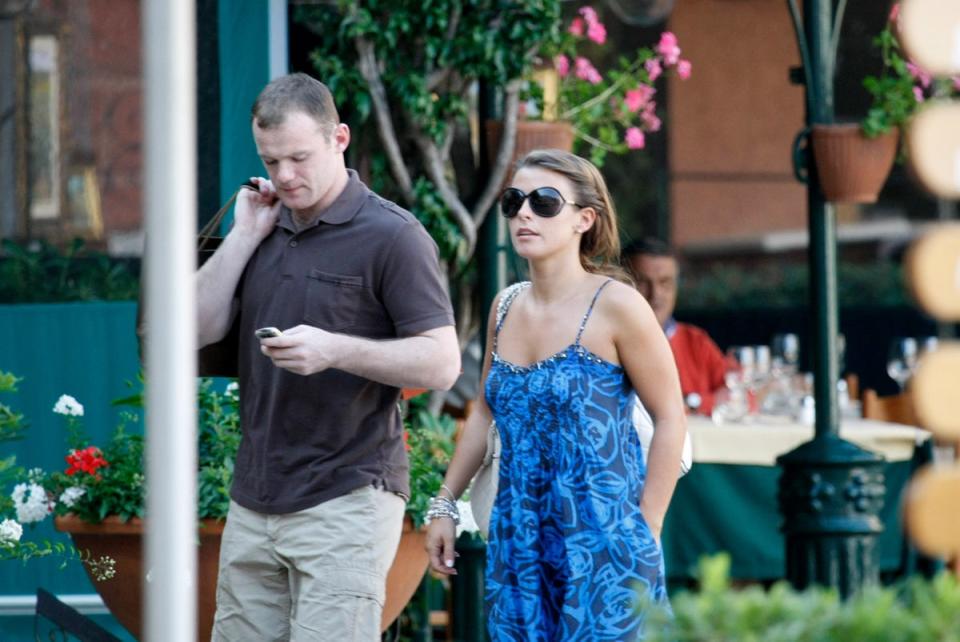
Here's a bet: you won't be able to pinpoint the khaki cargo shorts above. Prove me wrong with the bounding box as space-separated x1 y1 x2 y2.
211 485 405 641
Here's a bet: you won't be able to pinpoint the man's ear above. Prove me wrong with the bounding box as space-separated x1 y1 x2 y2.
333 123 351 153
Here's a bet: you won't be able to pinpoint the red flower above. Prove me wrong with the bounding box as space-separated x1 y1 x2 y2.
65 446 109 478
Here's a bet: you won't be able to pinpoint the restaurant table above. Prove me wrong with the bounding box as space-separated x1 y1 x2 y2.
661 415 934 584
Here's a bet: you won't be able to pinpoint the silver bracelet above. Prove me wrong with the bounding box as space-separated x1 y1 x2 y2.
425 495 460 525
439 483 456 500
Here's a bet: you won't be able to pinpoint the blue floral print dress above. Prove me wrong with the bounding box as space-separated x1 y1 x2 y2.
483 280 668 641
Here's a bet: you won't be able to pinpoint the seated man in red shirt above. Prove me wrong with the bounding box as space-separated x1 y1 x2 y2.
623 237 727 415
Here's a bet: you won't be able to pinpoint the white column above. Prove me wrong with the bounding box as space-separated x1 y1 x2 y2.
268 0 289 79
143 1 198 640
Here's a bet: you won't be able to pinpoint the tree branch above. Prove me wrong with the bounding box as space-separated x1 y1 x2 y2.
470 79 522 230
355 36 415 205
414 131 478 256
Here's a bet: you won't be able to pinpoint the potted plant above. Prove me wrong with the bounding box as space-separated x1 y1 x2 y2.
811 3 960 203
524 6 691 167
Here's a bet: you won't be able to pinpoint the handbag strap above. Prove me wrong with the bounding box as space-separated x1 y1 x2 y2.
197 181 259 253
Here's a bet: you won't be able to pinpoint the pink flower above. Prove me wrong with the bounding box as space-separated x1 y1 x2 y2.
555 54 570 78
906 61 931 88
641 108 661 132
913 86 925 103
953 76 960 92
645 58 662 82
657 32 682 65
625 127 646 149
568 17 584 36
889 3 900 23
574 56 602 84
677 59 692 80
624 85 656 112
579 6 599 26
587 21 607 45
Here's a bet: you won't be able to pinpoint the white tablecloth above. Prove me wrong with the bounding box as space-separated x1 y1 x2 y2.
687 415 931 465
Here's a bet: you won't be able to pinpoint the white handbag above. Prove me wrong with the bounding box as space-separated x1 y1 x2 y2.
633 398 693 477
468 421 500 538
469 398 692 538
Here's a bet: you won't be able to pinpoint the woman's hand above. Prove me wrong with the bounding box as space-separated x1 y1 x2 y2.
426 517 458 576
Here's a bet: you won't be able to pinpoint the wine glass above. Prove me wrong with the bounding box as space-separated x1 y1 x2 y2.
771 333 800 375
886 337 918 390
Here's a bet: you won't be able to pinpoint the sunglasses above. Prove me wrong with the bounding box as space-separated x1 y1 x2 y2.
499 187 584 219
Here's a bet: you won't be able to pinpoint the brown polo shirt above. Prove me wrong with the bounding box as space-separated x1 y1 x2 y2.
231 170 454 514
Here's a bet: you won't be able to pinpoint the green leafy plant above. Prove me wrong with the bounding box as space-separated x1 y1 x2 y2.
0 373 115 580
644 554 960 641
0 238 139 303
403 394 457 528
861 3 960 138
4 377 242 542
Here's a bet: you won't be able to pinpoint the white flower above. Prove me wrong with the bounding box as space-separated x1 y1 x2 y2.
53 394 84 417
11 482 53 524
0 519 23 546
59 486 86 508
225 382 239 397
456 500 479 536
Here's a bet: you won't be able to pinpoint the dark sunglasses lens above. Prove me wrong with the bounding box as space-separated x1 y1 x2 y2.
528 188 565 217
500 189 525 218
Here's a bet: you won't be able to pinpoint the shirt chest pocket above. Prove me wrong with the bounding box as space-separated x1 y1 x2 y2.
304 270 367 332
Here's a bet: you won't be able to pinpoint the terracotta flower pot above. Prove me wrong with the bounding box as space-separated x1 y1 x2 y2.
811 124 900 203
485 120 575 188
380 517 430 630
54 514 223 642
55 513 429 639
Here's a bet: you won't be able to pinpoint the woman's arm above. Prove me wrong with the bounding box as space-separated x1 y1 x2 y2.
608 283 688 540
425 295 501 574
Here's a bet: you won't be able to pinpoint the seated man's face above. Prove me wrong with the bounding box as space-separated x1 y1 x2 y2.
628 254 678 328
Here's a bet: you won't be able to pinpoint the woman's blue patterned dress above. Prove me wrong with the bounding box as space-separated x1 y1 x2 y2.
484 280 667 641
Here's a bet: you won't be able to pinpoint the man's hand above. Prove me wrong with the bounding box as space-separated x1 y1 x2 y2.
233 177 282 242
258 324 341 376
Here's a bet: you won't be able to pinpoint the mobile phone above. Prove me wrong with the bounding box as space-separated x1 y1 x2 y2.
255 327 283 339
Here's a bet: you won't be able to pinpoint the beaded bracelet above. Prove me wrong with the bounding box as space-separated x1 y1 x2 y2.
425 495 460 525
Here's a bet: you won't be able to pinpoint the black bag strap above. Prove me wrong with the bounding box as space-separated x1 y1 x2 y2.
197 180 259 253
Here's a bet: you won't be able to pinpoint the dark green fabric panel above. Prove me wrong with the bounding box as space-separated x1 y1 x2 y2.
0 302 141 599
217 0 269 215
662 460 916 581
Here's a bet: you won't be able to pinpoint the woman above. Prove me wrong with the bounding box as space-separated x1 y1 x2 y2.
425 149 687 640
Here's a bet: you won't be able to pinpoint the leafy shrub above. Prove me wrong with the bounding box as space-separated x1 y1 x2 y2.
0 238 139 303
644 554 960 641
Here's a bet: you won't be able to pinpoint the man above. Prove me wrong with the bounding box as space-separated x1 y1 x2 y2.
623 237 726 415
197 73 460 640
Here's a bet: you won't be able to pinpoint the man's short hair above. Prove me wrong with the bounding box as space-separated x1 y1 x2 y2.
251 72 339 132
621 237 676 262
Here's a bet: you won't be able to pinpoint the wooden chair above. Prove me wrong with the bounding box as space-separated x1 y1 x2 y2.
862 389 960 576
862 389 919 426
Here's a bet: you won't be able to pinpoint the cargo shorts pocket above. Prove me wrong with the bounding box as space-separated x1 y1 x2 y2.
293 565 385 639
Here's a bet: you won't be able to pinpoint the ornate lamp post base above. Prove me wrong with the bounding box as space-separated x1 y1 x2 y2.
778 434 886 598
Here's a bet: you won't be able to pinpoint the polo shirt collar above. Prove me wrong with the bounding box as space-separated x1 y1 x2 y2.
277 169 366 231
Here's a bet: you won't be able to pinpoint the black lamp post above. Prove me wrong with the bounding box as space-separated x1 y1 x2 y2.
778 0 886 597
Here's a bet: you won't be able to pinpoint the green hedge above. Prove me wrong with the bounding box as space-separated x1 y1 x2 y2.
646 555 960 641
679 261 909 310
0 239 139 303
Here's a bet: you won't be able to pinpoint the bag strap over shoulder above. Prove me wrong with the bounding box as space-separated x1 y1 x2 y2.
197 180 259 254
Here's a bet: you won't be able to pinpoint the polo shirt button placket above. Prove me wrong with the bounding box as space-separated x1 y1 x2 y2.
289 240 298 248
